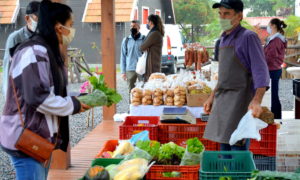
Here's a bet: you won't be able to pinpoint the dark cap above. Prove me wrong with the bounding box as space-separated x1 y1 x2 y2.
213 0 244 12
25 1 40 16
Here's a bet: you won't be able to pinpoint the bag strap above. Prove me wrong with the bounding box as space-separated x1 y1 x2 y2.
10 77 60 146
11 77 24 127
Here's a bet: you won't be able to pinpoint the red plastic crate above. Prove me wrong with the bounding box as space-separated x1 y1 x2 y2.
250 124 277 156
119 116 159 140
158 120 219 151
146 165 200 180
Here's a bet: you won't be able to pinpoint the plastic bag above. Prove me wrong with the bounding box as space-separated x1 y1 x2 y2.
229 110 268 146
77 89 107 107
129 130 150 145
136 52 147 75
113 158 150 180
180 148 203 165
123 147 153 161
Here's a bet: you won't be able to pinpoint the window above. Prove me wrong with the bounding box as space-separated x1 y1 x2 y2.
134 7 138 20
155 9 161 17
142 6 149 24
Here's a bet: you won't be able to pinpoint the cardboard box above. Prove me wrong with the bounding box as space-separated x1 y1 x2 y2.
187 93 210 107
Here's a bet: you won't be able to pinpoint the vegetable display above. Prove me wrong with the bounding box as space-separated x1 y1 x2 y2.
157 142 185 165
180 137 205 165
83 166 110 180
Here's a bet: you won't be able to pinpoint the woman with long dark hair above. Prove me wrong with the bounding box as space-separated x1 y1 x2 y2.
264 18 288 119
0 0 89 179
140 14 164 81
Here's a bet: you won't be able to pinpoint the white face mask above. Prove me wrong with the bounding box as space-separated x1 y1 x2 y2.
61 25 76 46
219 18 233 31
29 16 38 32
267 25 272 34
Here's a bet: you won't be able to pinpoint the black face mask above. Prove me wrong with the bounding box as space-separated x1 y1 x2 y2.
131 28 138 36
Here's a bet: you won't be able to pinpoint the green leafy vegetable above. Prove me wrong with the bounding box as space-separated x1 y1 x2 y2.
163 171 181 178
186 137 204 154
77 90 107 107
88 75 122 107
251 170 300 180
136 140 160 158
158 142 185 165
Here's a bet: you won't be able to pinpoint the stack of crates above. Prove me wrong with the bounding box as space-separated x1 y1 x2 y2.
276 120 300 172
249 124 277 171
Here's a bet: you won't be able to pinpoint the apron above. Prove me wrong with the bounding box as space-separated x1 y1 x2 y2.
204 29 254 144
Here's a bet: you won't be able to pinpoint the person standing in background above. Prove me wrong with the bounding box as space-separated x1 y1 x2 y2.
2 1 40 97
264 18 288 119
120 20 145 93
140 14 164 82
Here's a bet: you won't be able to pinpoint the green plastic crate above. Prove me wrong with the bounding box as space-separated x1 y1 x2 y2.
91 158 122 167
200 151 256 180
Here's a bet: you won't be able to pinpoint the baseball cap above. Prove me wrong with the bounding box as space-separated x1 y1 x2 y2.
212 0 244 12
26 1 40 16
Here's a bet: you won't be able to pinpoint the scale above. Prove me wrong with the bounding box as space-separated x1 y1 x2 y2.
160 107 196 124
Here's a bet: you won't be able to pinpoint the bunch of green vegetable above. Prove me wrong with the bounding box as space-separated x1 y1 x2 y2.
180 137 205 165
250 170 300 180
88 75 122 107
186 137 204 153
136 140 160 159
158 142 185 165
78 90 107 107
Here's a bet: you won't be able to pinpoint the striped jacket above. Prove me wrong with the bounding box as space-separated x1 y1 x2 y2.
0 36 81 153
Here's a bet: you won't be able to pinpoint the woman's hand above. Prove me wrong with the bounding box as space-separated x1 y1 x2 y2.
80 103 92 112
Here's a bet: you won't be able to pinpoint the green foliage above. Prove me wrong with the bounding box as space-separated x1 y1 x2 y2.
136 140 160 158
158 142 185 163
243 0 295 17
284 16 300 38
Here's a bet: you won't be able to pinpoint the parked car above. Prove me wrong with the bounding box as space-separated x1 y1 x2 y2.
140 24 185 74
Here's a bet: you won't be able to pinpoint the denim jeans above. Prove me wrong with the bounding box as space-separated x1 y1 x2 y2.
220 139 250 151
10 156 50 180
270 69 282 119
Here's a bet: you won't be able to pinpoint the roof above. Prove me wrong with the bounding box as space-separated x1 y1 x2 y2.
82 0 135 23
244 17 285 27
0 0 20 24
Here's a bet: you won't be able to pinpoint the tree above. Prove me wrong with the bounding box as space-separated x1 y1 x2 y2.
243 0 295 17
173 0 217 42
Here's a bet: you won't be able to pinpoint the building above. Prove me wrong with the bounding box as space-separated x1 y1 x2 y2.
0 0 175 64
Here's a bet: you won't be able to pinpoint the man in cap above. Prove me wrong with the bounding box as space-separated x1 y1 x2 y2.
2 1 40 97
203 0 270 151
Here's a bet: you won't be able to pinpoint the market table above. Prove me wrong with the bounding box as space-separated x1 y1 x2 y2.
130 105 204 118
48 121 121 180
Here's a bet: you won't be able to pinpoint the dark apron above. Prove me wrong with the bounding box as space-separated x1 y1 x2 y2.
204 29 254 144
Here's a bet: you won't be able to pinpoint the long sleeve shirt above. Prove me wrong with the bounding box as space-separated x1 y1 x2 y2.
220 25 270 90
120 34 144 74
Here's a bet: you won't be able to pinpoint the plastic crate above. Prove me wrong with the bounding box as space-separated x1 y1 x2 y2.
158 121 219 151
200 151 256 180
146 165 200 180
119 116 159 140
253 155 276 171
94 140 123 165
249 124 277 156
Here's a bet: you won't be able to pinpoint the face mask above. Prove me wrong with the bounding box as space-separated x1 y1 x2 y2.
219 18 233 31
146 24 150 30
131 28 138 35
61 25 76 45
267 25 272 34
29 16 38 32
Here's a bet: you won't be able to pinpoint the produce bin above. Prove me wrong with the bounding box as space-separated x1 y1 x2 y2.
158 120 219 151
200 151 256 180
146 165 200 180
250 124 277 156
94 140 123 166
119 116 159 140
253 155 276 171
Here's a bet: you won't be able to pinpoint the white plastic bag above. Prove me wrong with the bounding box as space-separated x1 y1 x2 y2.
136 52 147 75
229 110 268 146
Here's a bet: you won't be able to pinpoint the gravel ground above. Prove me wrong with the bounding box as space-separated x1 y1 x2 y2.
0 72 294 179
